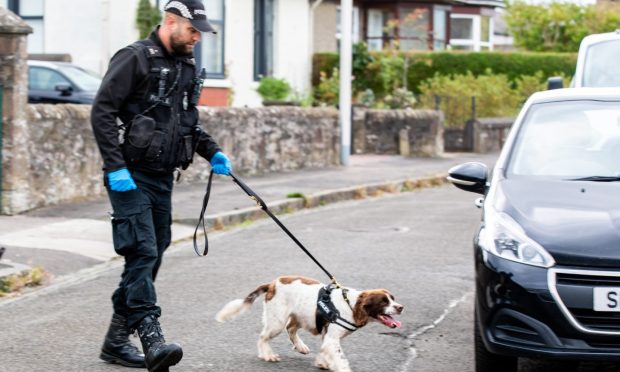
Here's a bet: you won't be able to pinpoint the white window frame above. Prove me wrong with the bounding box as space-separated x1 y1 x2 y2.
449 14 493 52
336 6 360 44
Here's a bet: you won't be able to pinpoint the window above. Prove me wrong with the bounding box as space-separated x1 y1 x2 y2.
28 67 71 91
366 8 396 51
336 6 360 48
432 7 448 50
254 0 274 80
398 7 429 51
201 0 225 78
449 14 493 51
365 6 430 51
5 0 45 53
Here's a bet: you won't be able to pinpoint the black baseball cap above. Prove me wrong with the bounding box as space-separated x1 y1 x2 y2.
164 0 217 34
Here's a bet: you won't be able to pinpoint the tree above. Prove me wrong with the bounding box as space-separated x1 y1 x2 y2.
505 0 620 52
136 0 162 39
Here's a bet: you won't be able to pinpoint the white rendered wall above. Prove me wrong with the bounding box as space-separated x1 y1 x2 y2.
221 0 261 107
220 0 311 107
39 0 312 107
43 0 140 75
273 0 310 97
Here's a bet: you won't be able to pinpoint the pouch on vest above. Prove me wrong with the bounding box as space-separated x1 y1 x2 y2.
123 114 156 162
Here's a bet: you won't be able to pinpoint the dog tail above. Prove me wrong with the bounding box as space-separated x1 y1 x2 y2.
215 283 272 322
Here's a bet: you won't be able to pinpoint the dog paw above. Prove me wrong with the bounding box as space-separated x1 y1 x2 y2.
293 343 310 354
314 361 329 370
260 354 281 362
314 356 329 370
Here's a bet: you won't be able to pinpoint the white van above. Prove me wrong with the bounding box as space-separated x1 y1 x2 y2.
573 30 620 88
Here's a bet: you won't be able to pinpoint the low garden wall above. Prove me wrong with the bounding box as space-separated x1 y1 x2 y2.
444 117 514 153
1 105 340 214
2 102 480 214
353 108 444 157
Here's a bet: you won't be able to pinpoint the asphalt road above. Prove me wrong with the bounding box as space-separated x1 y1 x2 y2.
2 185 617 372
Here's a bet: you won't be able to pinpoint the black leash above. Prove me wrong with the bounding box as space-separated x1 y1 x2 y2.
193 170 214 256
193 171 341 286
229 172 339 284
193 171 355 331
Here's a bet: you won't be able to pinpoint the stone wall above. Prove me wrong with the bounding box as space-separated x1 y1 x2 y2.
0 8 32 215
353 108 444 157
444 117 514 153
2 105 339 214
181 106 340 182
472 117 513 153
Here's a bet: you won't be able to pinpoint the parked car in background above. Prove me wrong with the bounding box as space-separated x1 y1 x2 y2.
27 60 101 104
448 88 620 372
573 30 620 88
547 30 620 90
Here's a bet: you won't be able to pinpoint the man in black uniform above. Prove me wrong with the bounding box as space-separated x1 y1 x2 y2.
91 1 231 371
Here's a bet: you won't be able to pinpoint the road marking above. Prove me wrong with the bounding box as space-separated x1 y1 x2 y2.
399 291 472 372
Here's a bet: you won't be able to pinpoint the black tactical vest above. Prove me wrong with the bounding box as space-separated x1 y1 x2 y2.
119 39 202 174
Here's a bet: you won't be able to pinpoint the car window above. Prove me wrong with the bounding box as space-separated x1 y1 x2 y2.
583 40 620 87
57 65 101 91
29 66 71 91
508 101 620 178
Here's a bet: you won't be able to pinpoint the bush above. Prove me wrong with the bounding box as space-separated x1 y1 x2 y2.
418 71 522 128
312 53 339 87
314 68 340 106
136 0 161 39
506 0 620 52
313 50 577 96
257 76 291 102
384 88 416 109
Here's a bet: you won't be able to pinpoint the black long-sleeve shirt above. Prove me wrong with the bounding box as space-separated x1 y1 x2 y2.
91 28 220 173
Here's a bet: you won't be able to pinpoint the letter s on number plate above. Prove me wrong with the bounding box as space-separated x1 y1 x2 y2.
594 287 620 311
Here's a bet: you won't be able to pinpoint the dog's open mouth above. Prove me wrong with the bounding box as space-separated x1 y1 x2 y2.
377 314 401 328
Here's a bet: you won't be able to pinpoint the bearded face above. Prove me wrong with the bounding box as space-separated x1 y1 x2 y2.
169 18 200 56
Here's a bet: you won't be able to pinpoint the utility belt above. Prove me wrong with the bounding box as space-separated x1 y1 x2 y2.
122 114 201 171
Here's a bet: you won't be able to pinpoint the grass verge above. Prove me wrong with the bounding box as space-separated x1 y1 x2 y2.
0 267 50 298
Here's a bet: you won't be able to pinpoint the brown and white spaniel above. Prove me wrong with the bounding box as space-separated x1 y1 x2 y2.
215 275 404 372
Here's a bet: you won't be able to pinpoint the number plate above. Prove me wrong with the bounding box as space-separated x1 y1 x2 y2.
593 287 620 311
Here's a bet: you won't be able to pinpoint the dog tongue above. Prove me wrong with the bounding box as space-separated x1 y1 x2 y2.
379 315 402 328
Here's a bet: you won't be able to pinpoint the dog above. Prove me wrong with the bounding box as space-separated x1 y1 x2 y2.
215 275 404 372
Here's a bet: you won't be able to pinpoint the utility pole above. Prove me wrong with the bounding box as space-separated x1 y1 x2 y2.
339 0 353 166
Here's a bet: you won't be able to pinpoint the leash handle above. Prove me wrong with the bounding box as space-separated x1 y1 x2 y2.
193 170 214 256
229 172 336 282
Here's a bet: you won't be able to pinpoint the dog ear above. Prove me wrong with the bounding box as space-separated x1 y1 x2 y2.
353 292 370 326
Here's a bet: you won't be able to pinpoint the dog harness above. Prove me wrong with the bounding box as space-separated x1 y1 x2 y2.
316 284 359 333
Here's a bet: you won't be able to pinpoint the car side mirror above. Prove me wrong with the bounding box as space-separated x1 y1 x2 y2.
447 162 488 195
55 83 73 96
547 77 564 90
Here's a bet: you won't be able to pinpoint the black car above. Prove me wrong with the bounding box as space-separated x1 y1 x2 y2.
448 88 620 372
28 60 101 104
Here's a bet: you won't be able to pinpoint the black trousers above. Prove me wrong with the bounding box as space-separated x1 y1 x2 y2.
105 170 173 330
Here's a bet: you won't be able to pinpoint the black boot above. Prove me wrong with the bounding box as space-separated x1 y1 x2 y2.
100 313 146 368
137 315 183 372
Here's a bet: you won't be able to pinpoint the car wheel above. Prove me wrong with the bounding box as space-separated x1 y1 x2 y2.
474 310 518 372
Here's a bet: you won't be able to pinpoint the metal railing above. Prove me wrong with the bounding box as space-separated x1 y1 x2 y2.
432 95 477 129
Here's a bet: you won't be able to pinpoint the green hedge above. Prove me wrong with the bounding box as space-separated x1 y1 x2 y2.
313 51 577 95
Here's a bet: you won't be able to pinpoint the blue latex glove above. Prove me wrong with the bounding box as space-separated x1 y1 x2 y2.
210 151 232 175
107 168 137 192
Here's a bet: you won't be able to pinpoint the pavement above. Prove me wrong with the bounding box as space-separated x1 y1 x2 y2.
0 152 498 284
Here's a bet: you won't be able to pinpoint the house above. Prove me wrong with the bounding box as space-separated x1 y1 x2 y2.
0 0 509 108
313 0 505 53
1 0 315 108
